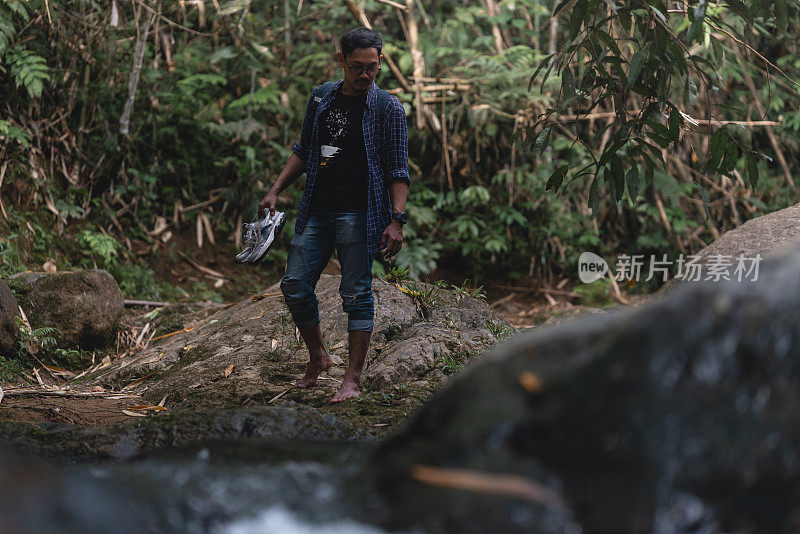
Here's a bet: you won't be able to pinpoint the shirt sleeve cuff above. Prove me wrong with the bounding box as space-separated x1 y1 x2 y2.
291 143 308 162
385 168 410 185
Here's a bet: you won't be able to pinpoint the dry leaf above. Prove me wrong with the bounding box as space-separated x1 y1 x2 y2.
122 409 148 417
33 368 44 387
518 371 543 393
270 338 278 350
196 215 203 248
158 395 168 407
214 278 224 288
0 385 4 404
224 364 234 378
91 385 106 392
161 230 173 243
42 364 75 377
129 405 167 411
410 465 566 512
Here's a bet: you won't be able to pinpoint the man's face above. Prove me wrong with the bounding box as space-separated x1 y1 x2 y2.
337 47 381 93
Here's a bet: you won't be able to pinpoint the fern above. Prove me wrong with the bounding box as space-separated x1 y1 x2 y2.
0 0 29 57
0 119 30 147
77 230 120 265
7 46 49 97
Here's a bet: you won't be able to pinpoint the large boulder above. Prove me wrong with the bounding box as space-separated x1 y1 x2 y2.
665 202 800 289
0 279 20 354
696 202 800 261
8 269 124 350
83 275 513 435
370 242 800 533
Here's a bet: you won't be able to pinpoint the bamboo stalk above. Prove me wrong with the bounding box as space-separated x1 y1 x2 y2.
376 0 407 10
740 66 795 187
441 90 453 189
406 0 426 131
120 2 157 136
124 299 169 307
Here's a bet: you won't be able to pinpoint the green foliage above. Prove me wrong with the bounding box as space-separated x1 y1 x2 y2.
485 319 515 340
452 281 486 301
0 0 797 295
7 46 49 97
573 278 616 308
77 230 120 266
191 281 223 303
0 119 30 147
382 265 410 284
438 353 462 375
525 0 790 212
0 234 25 277
110 263 158 300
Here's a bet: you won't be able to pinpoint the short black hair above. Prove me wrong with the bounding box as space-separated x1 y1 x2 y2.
340 27 382 58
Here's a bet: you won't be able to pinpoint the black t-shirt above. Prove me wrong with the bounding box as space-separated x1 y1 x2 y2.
309 86 369 212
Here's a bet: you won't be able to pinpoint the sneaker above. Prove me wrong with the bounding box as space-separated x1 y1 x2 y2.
248 211 287 265
234 217 268 263
234 223 257 263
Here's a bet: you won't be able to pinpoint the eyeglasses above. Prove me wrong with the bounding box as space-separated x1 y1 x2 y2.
344 61 381 77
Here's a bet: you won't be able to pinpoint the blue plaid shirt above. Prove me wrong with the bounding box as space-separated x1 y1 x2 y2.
291 79 410 255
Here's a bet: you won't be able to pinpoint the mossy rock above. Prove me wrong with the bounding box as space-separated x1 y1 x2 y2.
8 269 124 350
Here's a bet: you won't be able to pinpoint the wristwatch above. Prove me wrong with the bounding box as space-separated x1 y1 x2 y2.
391 212 408 225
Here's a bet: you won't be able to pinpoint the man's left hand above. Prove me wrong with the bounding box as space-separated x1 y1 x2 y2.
381 221 404 258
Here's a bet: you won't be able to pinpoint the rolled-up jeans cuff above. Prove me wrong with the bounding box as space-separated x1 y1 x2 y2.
293 312 321 329
348 318 373 332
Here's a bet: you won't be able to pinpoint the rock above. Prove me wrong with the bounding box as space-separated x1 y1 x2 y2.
371 243 800 533
696 202 800 261
0 279 20 354
664 202 800 290
81 275 513 437
8 269 124 350
0 403 358 461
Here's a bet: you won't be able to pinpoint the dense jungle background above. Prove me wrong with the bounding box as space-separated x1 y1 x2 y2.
0 0 798 373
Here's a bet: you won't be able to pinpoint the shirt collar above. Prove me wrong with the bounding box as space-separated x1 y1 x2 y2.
334 78 376 110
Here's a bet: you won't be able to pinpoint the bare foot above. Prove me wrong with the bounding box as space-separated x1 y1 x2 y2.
295 352 333 388
330 378 360 403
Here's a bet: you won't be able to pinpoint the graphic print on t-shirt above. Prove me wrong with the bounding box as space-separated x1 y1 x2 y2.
319 107 349 167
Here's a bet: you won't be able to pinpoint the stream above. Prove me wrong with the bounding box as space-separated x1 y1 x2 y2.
2 440 416 534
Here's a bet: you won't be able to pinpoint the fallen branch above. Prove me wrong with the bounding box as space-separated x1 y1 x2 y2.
179 191 226 213
176 249 227 279
151 326 195 341
124 299 170 307
1 389 140 398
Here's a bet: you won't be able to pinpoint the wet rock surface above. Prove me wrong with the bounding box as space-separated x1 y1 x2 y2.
370 243 800 533
0 403 357 461
7 269 124 349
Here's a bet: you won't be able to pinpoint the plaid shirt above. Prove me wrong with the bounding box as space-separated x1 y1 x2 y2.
291 79 410 255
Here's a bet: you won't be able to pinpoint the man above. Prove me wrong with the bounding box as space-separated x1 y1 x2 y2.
259 27 410 403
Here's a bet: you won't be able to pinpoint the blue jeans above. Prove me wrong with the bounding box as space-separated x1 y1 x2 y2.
280 210 374 332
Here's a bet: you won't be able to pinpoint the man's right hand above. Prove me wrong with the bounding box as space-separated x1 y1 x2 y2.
259 190 278 218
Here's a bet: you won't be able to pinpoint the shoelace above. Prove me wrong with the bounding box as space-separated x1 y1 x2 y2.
242 221 259 249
